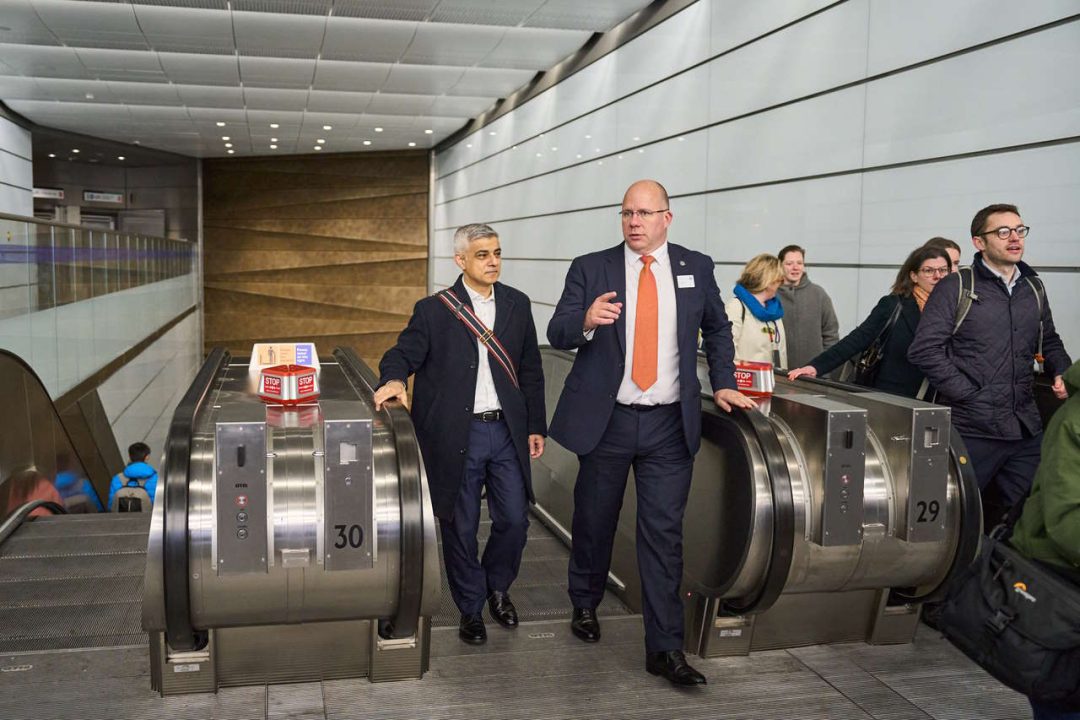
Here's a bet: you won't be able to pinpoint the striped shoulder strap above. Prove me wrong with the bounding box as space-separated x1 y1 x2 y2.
436 289 519 389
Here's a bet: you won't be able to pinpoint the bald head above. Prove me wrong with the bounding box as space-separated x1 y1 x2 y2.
623 179 669 207
621 179 673 255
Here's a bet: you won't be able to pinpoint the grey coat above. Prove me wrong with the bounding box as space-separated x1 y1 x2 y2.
777 273 840 369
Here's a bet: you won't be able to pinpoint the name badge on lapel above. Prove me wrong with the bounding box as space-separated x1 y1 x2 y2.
677 275 695 289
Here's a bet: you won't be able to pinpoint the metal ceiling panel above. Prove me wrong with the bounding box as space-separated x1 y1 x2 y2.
526 0 649 31
353 113 421 130
126 0 228 9
429 95 494 117
242 108 304 125
481 26 592 69
382 64 467 96
238 56 317 88
0 44 90 79
451 67 538 98
366 92 436 115
175 84 245 108
0 0 61 46
75 48 168 82
332 0 438 22
242 87 311 110
133 5 236 54
0 76 44 101
400 23 505 66
311 59 391 92
232 0 331 14
320 16 416 63
428 0 544 27
232 10 326 58
186 107 248 122
157 52 241 85
31 77 116 103
31 0 149 50
107 81 183 106
306 89 375 113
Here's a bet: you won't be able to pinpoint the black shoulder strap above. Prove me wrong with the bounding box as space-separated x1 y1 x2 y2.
436 289 519 388
1022 275 1045 364
952 267 977 335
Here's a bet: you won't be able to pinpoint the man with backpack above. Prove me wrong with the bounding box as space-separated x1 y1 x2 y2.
107 442 158 512
909 203 1071 526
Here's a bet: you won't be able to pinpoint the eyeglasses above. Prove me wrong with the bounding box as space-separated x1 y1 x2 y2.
918 267 950 277
979 225 1030 240
618 208 668 220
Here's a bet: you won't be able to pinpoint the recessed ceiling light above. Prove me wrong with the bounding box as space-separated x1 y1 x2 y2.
85 92 94 100
216 121 226 127
677 136 685 142
270 137 278 142
270 123 279 129
323 125 332 130
638 148 644 153
314 146 322 151
585 134 592 139
551 147 557 151
118 155 125 160
489 131 496 136
227 149 234 154
362 140 372 146
407 142 416 147
535 152 542 158
224 143 233 148
374 127 383 132
316 139 325 144
222 136 230 141
48 153 56 158
424 129 433 134
72 148 80 153
466 143 472 148
133 140 140 144
576 154 582 159
270 144 278 149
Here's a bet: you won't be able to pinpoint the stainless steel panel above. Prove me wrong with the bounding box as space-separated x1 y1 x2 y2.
214 420 268 576
322 404 374 572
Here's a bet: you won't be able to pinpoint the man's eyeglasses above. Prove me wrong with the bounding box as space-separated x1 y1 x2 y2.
979 225 1030 240
918 267 950 277
619 208 668 220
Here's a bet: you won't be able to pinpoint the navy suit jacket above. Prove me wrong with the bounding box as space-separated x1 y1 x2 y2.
378 276 547 519
547 242 737 456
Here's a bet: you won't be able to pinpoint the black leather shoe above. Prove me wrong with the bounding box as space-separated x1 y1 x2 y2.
459 613 487 645
487 591 519 628
570 607 601 643
646 650 707 686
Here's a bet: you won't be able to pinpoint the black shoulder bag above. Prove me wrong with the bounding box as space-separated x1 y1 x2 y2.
852 299 903 388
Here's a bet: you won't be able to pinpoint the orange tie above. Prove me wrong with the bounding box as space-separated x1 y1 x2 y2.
632 254 658 391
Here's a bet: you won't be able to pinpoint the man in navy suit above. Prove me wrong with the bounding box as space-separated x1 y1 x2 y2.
374 223 546 646
547 180 755 685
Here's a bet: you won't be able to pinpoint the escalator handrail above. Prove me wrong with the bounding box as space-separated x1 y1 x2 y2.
333 346 424 639
163 347 230 651
0 501 67 546
891 435 983 604
715 398 796 616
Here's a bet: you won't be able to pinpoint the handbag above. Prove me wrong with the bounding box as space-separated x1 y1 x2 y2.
937 531 1080 710
852 299 903 387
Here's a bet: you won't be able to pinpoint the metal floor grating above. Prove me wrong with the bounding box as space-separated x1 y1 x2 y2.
431 507 632 627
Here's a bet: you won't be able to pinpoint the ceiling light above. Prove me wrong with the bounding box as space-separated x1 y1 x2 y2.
576 154 582 159
133 140 140 145
270 123 279 129
314 146 322 151
466 143 472 148
585 134 592 139
270 144 278 149
224 143 233 148
638 148 644 153
362 140 372 146
118 156 125 160
535 152 542 157
551 147 557 151
489 131 496 136
48 153 56 158
85 93 94 100
316 139 325 144
678 136 685 142
221 136 230 141
271 137 278 142
323 125 332 130
216 121 226 127
633 136 640 141
424 129 433 135
72 148 80 153
374 127 383 132
407 142 416 147
227 149 234 154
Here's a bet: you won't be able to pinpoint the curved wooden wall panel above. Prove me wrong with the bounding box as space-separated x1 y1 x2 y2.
203 151 428 368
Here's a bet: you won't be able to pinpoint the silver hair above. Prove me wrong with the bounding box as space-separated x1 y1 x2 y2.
453 223 498 256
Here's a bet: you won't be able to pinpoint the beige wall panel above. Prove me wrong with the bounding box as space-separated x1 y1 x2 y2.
202 150 428 361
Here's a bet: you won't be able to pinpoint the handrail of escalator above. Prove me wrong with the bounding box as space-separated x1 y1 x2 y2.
334 346 424 639
890 434 983 605
163 347 230 652
715 398 795 616
0 500 67 546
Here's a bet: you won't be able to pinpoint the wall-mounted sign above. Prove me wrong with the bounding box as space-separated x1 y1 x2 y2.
33 187 64 200
83 190 124 204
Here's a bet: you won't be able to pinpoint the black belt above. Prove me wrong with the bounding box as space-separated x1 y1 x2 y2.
472 410 503 422
620 402 677 412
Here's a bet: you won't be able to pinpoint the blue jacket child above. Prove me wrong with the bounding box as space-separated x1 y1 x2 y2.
107 442 158 511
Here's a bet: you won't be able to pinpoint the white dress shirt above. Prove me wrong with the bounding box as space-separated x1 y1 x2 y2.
464 282 501 412
616 241 680 405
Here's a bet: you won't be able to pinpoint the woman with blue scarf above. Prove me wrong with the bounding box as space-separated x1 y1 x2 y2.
724 254 787 369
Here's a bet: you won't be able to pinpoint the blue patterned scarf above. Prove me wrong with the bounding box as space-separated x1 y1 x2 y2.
733 283 784 322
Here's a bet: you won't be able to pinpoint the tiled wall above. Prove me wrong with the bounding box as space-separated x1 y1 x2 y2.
0 114 32 216
201 151 428 369
432 0 1080 357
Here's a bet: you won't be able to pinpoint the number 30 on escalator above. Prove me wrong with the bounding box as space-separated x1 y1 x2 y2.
333 524 364 549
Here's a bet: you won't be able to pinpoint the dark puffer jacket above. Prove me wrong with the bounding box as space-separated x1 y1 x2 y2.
908 254 1071 439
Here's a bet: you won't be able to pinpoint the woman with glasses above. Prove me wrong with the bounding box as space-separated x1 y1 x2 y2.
787 245 952 398
725 253 787 368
